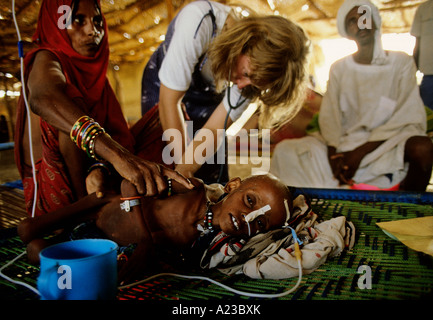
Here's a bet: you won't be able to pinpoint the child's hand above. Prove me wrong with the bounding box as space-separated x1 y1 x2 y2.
86 166 110 198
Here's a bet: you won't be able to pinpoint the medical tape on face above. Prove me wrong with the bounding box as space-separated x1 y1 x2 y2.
284 199 291 225
243 205 271 237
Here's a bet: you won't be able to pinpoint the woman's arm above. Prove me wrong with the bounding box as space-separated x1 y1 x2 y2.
27 50 193 196
159 83 188 161
159 85 233 178
175 102 232 178
27 50 84 133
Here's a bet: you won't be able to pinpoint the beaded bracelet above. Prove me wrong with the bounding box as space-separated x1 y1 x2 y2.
70 115 105 161
167 177 172 196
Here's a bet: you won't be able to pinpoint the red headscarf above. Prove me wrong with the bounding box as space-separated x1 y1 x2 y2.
15 0 134 175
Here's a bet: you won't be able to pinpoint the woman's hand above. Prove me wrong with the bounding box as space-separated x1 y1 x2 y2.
115 151 193 196
92 132 193 197
118 156 193 196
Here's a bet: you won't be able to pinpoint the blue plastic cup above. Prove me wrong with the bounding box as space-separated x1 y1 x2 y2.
37 239 118 300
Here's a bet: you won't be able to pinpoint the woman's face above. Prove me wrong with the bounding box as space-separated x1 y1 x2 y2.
230 54 253 89
67 0 104 57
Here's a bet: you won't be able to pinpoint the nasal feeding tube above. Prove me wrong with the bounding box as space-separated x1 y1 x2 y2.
242 204 271 237
243 199 292 237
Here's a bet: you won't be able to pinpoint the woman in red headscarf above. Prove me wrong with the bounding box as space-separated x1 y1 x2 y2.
15 0 192 216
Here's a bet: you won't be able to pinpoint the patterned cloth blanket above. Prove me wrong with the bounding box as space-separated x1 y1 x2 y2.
199 195 356 279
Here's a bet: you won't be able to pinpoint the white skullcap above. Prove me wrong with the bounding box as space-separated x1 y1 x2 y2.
336 0 388 65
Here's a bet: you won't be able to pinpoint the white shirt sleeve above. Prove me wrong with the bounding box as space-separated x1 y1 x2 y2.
158 4 214 92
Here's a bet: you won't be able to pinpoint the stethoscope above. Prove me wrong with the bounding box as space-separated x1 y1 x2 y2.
217 70 248 183
226 69 248 110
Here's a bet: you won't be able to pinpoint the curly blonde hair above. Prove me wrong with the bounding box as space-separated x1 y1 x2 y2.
208 14 310 129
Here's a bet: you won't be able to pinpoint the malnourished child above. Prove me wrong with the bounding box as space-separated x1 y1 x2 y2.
18 174 293 283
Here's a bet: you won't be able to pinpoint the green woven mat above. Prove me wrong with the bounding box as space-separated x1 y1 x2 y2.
115 199 433 300
1 199 432 300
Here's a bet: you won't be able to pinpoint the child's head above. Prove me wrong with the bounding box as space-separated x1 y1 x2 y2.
214 174 292 237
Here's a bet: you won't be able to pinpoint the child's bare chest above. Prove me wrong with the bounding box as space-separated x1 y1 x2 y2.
147 192 206 248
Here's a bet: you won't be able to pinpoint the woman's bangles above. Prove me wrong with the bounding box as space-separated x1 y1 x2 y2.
70 115 107 161
87 162 111 175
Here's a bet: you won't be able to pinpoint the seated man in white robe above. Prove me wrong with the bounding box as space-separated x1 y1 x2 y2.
270 0 433 192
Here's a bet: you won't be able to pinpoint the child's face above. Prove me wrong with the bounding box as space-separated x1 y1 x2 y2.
215 176 291 237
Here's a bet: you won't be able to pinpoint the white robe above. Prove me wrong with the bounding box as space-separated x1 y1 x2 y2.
270 51 426 189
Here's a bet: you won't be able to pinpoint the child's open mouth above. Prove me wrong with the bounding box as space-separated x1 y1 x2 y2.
230 214 240 231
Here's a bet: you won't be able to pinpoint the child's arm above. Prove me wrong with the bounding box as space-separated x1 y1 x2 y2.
117 179 156 284
17 193 113 244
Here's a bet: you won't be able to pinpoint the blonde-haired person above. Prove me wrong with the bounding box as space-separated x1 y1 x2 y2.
208 14 310 129
137 0 310 183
